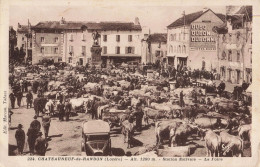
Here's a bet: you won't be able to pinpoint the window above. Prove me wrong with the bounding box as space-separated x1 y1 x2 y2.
58 58 62 62
55 37 59 43
41 37 45 42
125 47 135 54
228 50 232 61
222 51 226 60
170 45 173 53
30 43 32 48
156 50 160 57
68 57 72 63
103 46 107 54
178 45 181 53
128 35 132 42
170 34 173 41
22 37 24 41
40 47 44 53
54 47 58 54
82 46 86 55
70 34 73 41
116 46 120 54
69 46 74 56
103 35 107 42
116 35 120 42
237 51 240 62
82 34 86 41
22 44 24 48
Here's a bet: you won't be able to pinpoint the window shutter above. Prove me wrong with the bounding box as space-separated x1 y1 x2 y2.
115 47 117 54
132 47 135 54
125 47 128 54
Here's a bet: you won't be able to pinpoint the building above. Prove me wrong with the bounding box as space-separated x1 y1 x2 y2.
31 18 142 65
141 33 167 64
167 8 225 71
100 18 142 65
9 26 17 59
217 6 252 84
17 22 32 62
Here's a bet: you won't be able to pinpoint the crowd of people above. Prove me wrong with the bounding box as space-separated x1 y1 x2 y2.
9 62 252 156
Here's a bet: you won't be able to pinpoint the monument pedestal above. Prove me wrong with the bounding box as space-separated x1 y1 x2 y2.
90 45 102 68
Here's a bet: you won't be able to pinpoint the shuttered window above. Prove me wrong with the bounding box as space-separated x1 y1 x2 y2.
128 35 132 42
103 46 107 54
116 46 120 54
103 35 107 42
116 35 120 42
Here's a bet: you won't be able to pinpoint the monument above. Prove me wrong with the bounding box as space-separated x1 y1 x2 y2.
90 30 102 68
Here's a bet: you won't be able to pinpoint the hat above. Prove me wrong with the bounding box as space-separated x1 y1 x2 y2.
33 115 37 119
38 131 43 136
18 124 23 128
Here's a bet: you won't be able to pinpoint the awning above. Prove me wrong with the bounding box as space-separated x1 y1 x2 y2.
101 54 141 58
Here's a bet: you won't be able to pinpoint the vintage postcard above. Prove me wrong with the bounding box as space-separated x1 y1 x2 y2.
0 0 260 166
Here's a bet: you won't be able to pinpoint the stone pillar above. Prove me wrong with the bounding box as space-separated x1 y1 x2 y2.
90 45 102 68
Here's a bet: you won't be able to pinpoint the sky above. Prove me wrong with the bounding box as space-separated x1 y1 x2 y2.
9 6 226 33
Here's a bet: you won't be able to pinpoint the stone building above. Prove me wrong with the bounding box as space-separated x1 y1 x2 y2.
17 22 32 62
31 18 142 65
167 8 225 71
217 6 252 84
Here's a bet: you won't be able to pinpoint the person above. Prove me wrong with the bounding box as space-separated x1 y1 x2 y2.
242 80 249 91
27 125 39 155
57 101 65 121
9 109 14 127
30 115 41 132
35 131 48 156
45 99 54 116
64 99 72 121
26 91 33 109
207 97 213 106
179 90 185 107
42 112 51 138
9 92 16 109
16 90 23 107
33 95 41 117
90 97 97 119
15 124 25 155
134 103 144 131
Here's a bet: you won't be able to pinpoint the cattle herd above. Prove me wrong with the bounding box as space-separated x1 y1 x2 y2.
9 64 252 157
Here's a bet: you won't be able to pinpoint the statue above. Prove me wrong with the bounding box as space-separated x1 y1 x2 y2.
92 30 100 46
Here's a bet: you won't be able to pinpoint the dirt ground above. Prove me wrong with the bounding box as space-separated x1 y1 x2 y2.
8 95 251 157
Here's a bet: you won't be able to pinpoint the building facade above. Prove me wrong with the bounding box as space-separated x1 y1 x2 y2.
217 6 252 84
31 18 142 65
167 9 225 71
17 23 32 62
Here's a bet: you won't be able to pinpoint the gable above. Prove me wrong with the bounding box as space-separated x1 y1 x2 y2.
193 10 224 25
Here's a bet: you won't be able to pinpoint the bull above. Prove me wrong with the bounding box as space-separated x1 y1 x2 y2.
220 130 243 157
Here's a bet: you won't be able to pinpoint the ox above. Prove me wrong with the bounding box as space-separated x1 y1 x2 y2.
203 129 222 157
238 124 251 141
220 130 243 157
121 120 135 148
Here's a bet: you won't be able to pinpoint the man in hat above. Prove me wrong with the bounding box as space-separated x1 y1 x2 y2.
15 124 25 155
16 90 23 107
90 97 97 120
179 90 185 107
35 131 48 156
27 124 39 155
42 112 51 138
64 99 72 121
34 94 41 117
57 101 65 121
26 90 33 109
9 92 16 109
30 115 41 132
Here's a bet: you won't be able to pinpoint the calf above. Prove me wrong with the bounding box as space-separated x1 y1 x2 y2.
121 120 135 148
220 131 243 157
204 129 222 157
155 120 182 146
238 124 251 141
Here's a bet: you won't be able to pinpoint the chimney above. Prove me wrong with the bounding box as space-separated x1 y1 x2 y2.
60 17 66 24
134 17 140 25
203 7 209 13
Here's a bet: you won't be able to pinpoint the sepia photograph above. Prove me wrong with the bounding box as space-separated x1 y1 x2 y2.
1 1 258 166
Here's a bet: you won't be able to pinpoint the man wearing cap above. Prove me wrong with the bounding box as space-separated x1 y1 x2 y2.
9 92 16 109
35 131 48 156
16 90 23 107
30 115 41 132
15 124 25 155
64 99 72 121
42 112 51 138
33 94 41 117
27 125 39 155
26 91 33 109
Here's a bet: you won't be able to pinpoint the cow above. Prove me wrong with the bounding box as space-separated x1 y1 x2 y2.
155 120 183 146
143 107 172 124
203 129 222 157
220 130 244 157
170 123 199 147
238 124 251 141
121 120 135 148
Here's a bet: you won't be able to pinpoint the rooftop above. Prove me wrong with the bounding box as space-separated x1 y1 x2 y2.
32 21 142 31
149 33 167 43
167 9 225 28
17 25 29 33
